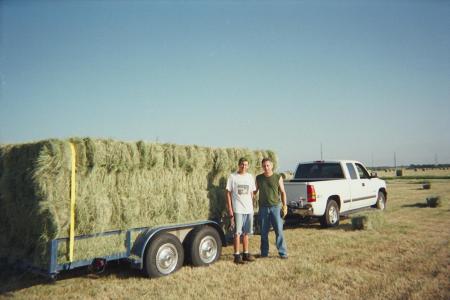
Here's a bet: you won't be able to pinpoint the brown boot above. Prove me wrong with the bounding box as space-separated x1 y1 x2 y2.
243 253 255 262
234 254 245 264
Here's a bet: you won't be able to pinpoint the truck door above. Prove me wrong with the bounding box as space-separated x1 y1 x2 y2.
345 163 360 210
353 163 378 208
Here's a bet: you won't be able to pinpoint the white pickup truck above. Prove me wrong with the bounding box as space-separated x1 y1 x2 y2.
285 160 387 227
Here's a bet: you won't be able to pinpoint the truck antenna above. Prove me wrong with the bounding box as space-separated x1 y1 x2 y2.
320 143 323 160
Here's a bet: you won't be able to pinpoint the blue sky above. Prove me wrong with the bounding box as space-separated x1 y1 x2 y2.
1 0 449 170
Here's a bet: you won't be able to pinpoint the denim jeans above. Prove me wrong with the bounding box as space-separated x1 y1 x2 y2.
259 204 287 257
234 213 253 235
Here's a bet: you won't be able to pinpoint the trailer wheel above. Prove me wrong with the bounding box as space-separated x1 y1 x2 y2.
189 226 222 266
320 199 340 228
144 233 184 278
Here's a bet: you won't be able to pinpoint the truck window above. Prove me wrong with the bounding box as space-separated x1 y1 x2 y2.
346 163 358 179
355 163 370 179
295 163 345 179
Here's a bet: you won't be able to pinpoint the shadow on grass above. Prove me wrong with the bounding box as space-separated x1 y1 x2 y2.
0 260 143 295
283 216 355 231
283 216 321 230
401 203 429 208
0 269 47 296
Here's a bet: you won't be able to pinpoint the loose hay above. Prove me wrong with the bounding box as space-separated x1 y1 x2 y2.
351 211 385 230
0 138 276 267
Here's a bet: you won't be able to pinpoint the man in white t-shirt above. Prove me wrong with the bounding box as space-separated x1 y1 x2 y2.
226 157 256 264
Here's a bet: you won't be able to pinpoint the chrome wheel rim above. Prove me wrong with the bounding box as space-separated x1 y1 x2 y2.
199 235 218 264
378 197 385 210
156 243 178 275
329 206 338 224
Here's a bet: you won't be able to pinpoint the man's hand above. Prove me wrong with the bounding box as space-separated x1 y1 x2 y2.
281 205 288 218
228 215 235 231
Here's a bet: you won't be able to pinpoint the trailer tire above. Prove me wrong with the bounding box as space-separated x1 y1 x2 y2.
144 233 184 278
320 199 340 228
189 226 222 267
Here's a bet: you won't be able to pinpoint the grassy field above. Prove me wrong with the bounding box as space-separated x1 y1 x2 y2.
1 178 449 299
375 167 450 178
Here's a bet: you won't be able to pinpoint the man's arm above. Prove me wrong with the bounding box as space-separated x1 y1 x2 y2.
279 176 287 206
226 190 234 217
254 178 259 196
279 177 288 218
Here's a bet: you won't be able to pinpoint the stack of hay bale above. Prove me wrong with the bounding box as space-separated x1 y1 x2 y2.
0 138 276 268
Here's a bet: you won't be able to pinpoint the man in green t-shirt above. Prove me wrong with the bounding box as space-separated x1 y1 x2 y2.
255 157 288 259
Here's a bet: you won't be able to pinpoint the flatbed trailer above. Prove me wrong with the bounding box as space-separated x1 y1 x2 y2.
11 220 226 279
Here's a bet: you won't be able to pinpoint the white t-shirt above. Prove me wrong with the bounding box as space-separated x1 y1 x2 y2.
226 172 256 214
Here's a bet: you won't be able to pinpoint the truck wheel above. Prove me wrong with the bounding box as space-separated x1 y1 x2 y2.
189 226 222 266
320 200 340 228
144 233 184 278
375 192 386 210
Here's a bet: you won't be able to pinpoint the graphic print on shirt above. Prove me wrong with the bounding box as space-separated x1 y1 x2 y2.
238 184 249 195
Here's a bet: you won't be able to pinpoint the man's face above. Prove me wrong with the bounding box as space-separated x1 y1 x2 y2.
262 161 272 173
239 161 249 173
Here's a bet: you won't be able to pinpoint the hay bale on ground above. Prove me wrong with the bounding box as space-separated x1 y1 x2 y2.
426 196 441 208
351 211 385 230
0 138 277 268
422 182 431 190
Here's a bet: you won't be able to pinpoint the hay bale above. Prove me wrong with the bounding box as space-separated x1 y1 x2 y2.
351 211 385 230
426 196 441 208
0 138 277 267
280 171 293 181
422 182 431 190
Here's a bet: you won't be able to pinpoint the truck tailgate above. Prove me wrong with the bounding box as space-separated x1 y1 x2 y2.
284 181 308 208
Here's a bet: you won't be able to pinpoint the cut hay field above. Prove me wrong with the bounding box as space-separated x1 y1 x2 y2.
1 179 449 300
376 167 450 178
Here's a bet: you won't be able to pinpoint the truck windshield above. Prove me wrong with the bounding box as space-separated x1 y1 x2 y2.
294 163 345 179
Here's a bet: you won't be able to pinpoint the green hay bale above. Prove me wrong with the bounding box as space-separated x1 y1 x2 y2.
426 196 441 208
280 171 294 181
351 211 385 230
0 138 276 268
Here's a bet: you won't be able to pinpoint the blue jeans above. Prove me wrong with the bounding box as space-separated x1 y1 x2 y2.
259 204 287 257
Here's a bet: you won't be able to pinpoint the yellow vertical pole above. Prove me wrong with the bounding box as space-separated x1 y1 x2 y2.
69 142 77 262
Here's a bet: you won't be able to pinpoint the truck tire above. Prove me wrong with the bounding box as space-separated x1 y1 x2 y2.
189 226 222 267
144 233 184 278
375 191 386 210
320 199 339 228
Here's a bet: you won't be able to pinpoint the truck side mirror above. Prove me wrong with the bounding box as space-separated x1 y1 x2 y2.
370 172 378 178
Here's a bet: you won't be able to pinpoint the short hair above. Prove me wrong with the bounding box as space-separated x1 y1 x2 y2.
261 157 272 164
238 157 249 165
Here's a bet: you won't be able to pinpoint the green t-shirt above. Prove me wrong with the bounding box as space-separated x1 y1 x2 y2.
256 173 281 207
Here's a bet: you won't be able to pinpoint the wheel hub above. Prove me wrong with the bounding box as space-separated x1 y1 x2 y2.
379 198 385 210
156 243 178 274
329 206 338 223
199 236 218 264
